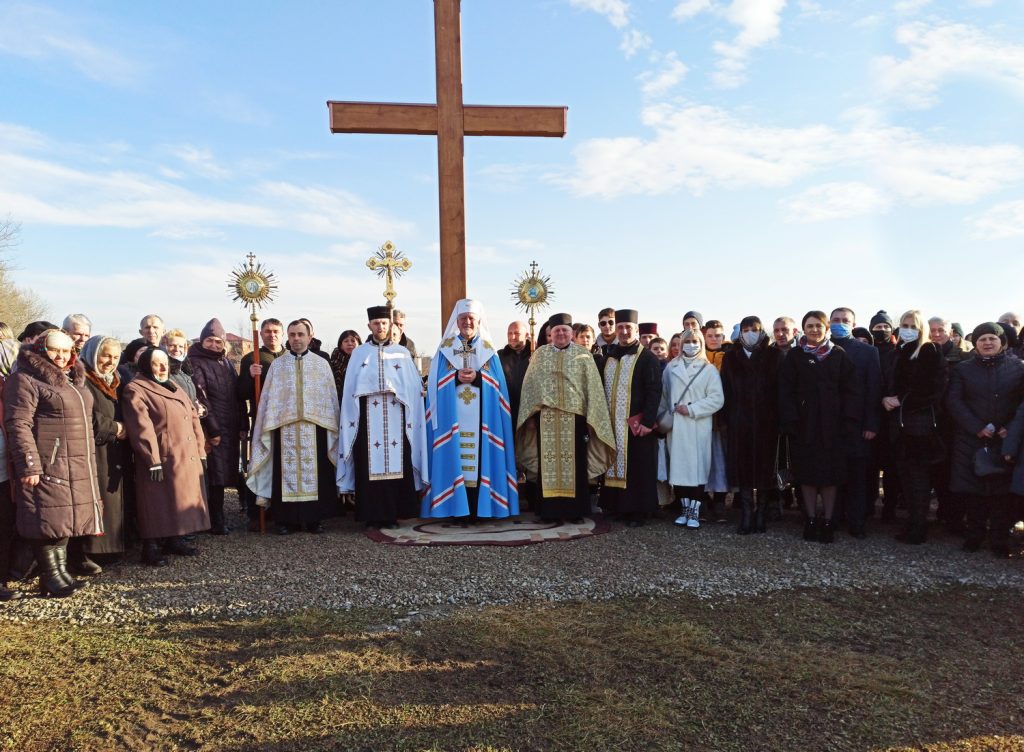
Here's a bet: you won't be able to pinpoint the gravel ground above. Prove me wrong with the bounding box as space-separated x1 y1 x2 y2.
2 492 1022 624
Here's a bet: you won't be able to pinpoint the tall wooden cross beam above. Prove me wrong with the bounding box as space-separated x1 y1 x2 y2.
328 0 567 328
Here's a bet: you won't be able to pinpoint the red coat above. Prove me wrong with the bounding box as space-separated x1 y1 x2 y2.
121 376 209 539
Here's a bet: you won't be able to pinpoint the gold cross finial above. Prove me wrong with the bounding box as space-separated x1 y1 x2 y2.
366 240 412 307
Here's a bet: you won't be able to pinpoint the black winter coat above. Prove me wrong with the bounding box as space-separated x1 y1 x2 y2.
498 345 531 426
888 342 947 463
945 354 1024 497
778 346 860 486
721 340 785 490
188 344 240 487
831 336 882 457
82 375 126 553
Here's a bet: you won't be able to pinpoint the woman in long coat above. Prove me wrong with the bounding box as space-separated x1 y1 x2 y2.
659 328 724 529
881 310 947 545
778 310 860 543
122 349 209 566
721 316 785 534
2 330 102 597
77 335 128 566
947 322 1024 557
188 318 239 535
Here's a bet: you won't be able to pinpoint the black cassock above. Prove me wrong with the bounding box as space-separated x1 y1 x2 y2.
533 413 591 521
353 396 419 524
269 426 337 526
599 342 662 519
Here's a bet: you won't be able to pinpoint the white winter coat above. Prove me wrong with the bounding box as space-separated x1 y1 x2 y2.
658 357 724 486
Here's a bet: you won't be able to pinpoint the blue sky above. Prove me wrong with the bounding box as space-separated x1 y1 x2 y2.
1 0 1022 347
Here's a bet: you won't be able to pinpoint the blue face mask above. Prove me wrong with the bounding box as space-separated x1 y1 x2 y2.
830 323 852 339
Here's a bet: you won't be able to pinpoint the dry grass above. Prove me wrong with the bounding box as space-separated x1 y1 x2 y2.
1 586 1021 751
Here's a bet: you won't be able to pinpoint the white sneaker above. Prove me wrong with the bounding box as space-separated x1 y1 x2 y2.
674 499 691 526
687 500 701 529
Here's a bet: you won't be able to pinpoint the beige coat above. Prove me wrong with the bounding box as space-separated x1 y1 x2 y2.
121 377 209 538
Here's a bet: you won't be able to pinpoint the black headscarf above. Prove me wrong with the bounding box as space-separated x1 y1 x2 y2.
137 348 177 391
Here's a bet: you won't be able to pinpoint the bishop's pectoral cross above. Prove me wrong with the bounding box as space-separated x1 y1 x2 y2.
453 340 476 370
328 0 567 328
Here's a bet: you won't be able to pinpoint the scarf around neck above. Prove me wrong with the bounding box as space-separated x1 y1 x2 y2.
800 335 834 361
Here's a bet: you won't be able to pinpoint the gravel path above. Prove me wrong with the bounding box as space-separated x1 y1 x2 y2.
3 494 1021 624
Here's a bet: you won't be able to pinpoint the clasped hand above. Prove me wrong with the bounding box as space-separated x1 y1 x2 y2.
457 368 477 384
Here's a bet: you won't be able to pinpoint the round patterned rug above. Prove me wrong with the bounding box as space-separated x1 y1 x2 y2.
364 513 611 547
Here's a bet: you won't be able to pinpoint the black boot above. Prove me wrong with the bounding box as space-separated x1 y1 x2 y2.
142 540 169 567
819 518 834 544
34 544 75 598
54 544 87 590
68 539 103 576
164 536 199 556
208 486 229 535
736 494 753 535
754 499 767 533
0 583 22 602
803 516 818 541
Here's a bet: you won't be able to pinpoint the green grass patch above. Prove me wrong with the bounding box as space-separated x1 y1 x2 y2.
1 587 1021 751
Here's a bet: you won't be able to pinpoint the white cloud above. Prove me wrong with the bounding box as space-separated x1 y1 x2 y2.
568 0 630 28
894 0 932 13
0 123 48 150
169 145 231 180
782 182 890 222
562 102 1024 215
564 103 836 197
877 22 1024 109
0 3 139 86
620 28 652 58
0 147 411 241
970 200 1024 240
711 0 787 87
639 52 688 97
671 0 713 22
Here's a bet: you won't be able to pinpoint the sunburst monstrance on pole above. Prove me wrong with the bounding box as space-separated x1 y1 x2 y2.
511 260 554 351
228 252 278 533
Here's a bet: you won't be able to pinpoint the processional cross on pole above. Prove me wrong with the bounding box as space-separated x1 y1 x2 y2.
328 0 567 329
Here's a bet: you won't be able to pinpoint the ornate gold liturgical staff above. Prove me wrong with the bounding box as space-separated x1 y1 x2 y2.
511 260 553 352
367 240 412 312
228 253 277 532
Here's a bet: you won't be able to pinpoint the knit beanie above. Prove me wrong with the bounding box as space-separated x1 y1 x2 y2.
200 318 226 342
682 311 704 329
870 310 894 329
971 322 1005 346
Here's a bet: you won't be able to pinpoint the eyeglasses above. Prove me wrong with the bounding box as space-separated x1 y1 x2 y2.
599 320 615 327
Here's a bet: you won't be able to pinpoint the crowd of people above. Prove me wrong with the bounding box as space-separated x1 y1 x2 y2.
1 302 1022 601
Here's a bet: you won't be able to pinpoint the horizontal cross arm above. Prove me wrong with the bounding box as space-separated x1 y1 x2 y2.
328 102 567 137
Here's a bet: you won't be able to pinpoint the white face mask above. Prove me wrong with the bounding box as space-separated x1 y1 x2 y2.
898 327 919 343
741 331 762 347
682 343 701 357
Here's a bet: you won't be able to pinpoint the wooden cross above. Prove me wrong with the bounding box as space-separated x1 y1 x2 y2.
328 0 567 328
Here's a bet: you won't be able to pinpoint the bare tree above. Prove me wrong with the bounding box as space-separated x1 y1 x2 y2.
0 217 47 333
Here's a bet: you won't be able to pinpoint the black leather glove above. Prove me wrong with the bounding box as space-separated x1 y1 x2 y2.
149 465 164 482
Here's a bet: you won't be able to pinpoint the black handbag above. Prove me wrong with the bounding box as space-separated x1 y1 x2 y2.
973 444 1009 477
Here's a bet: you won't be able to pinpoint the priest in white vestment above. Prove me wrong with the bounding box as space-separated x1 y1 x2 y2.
337 306 429 528
247 320 340 534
